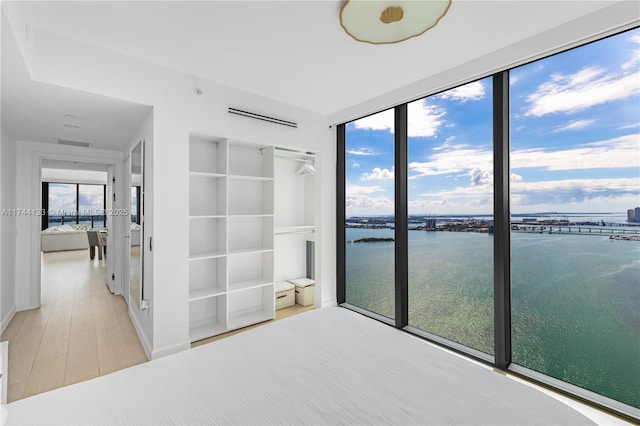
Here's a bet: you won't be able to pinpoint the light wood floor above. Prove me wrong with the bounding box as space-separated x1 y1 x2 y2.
192 303 314 347
2 250 314 402
1 250 147 402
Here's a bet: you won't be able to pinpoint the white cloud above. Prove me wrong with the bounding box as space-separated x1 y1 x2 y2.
512 134 640 171
622 33 640 70
409 145 493 178
510 173 523 183
469 168 492 186
552 119 595 133
352 162 360 169
346 184 385 195
432 137 456 151
411 184 493 214
409 176 639 214
408 134 638 183
352 110 394 133
346 147 376 156
361 167 394 181
408 101 446 137
525 66 640 117
48 184 77 213
346 192 394 215
511 177 640 210
346 184 393 214
437 81 485 102
353 101 446 138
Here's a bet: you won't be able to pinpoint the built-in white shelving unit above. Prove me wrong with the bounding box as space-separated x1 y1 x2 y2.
188 136 275 342
274 148 316 285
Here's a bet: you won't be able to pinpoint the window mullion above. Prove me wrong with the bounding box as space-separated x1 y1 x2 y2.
394 105 408 328
493 71 511 370
336 124 346 305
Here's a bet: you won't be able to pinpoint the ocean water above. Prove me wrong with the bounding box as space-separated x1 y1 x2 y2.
345 227 640 408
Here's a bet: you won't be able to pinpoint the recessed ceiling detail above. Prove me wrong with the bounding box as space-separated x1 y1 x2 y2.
340 0 452 45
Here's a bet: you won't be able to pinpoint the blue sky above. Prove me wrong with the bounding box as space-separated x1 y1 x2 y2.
346 28 640 217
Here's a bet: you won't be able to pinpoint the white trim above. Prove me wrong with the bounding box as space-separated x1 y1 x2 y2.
20 143 124 311
128 304 152 360
15 303 37 311
150 342 191 360
509 364 640 422
321 298 337 308
0 305 15 335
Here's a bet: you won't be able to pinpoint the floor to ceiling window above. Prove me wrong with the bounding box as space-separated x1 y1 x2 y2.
509 29 640 409
48 183 77 227
78 184 106 228
344 108 395 320
338 27 639 416
407 78 494 355
47 182 106 228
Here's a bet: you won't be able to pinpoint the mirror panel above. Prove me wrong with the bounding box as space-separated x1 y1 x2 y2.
130 141 143 308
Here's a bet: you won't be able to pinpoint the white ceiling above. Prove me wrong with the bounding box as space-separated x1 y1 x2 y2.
1 11 151 151
1 1 638 149
41 159 111 172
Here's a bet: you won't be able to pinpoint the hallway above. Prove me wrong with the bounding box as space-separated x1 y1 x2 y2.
1 250 147 402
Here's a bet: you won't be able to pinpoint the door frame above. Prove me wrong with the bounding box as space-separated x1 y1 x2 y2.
27 149 125 309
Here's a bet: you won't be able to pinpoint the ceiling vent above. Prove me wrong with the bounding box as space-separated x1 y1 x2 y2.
228 107 297 128
57 139 90 148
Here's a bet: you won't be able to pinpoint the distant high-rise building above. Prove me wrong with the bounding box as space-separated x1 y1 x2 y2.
635 207 640 223
628 209 636 222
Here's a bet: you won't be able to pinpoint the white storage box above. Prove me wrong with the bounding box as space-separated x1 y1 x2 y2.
275 281 295 310
288 277 315 307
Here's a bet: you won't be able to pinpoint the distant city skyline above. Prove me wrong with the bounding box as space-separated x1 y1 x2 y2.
346 29 640 217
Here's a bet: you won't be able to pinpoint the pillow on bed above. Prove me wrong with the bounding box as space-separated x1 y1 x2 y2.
72 224 89 231
59 224 75 232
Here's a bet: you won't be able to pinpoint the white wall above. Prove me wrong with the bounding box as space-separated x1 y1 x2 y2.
11 30 334 359
41 169 107 185
124 109 154 359
0 127 17 332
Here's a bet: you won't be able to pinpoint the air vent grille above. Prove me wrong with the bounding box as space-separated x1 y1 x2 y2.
57 139 90 148
228 107 297 128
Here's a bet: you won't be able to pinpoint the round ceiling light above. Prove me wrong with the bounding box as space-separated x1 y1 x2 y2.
340 0 452 45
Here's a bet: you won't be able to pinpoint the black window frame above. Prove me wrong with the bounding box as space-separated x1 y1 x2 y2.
43 182 107 229
336 26 640 422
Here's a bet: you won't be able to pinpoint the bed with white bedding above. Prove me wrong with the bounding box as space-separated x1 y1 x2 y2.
5 307 598 425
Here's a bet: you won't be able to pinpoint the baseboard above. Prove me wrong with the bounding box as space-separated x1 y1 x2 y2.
321 297 337 307
15 303 37 312
1 306 16 335
128 306 152 360
150 342 190 360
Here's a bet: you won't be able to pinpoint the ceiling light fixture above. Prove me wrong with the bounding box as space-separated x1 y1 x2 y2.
64 124 80 128
340 0 452 45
